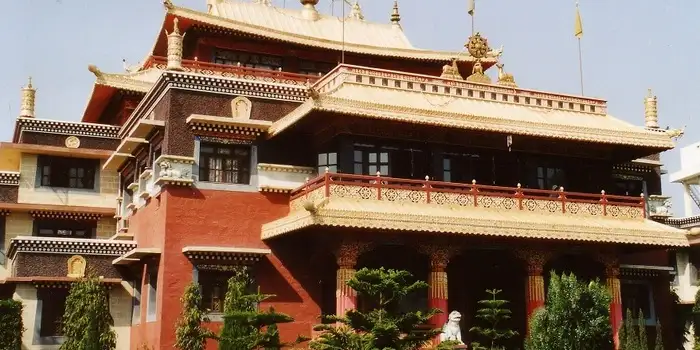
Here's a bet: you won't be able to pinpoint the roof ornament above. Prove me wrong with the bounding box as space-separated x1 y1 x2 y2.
349 1 364 20
390 0 401 27
165 17 185 71
666 126 685 141
644 88 659 129
440 58 463 80
163 0 174 10
20 77 36 118
495 62 517 88
300 0 320 20
87 64 104 78
465 33 492 84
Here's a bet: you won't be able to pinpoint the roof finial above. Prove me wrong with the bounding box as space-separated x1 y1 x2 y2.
440 59 463 80
300 0 320 20
165 17 185 71
163 0 174 10
390 0 401 26
496 62 517 88
349 1 364 20
20 77 36 118
644 88 659 129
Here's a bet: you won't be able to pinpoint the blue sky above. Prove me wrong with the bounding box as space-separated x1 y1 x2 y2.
1 0 698 215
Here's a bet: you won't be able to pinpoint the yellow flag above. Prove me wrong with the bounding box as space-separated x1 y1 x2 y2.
468 0 475 16
574 5 583 38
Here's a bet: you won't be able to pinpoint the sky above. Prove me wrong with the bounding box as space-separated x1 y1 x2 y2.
0 0 698 215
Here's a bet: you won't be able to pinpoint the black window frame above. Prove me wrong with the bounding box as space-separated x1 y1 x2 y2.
199 142 252 185
353 145 390 176
38 156 98 190
198 269 257 314
317 152 338 174
621 280 655 325
212 49 283 71
299 59 334 76
33 219 96 239
536 166 565 190
38 288 70 338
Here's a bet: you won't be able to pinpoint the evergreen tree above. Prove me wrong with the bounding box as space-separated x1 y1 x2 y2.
623 309 640 350
525 272 612 350
175 282 214 350
469 289 518 350
654 320 663 350
638 310 647 350
310 267 442 350
60 276 116 350
619 316 627 350
0 299 24 350
218 266 302 350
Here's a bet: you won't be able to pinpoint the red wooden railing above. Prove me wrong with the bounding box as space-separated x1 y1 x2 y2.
291 172 646 218
143 56 319 84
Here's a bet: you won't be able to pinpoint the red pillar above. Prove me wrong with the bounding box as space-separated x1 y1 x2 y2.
335 241 371 317
420 245 458 329
516 248 550 334
606 265 623 350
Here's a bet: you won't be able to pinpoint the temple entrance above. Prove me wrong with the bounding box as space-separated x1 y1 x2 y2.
449 250 527 348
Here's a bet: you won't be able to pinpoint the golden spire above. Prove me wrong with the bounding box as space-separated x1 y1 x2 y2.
349 1 364 20
300 0 320 20
390 0 401 26
165 17 185 71
644 88 659 129
20 77 36 118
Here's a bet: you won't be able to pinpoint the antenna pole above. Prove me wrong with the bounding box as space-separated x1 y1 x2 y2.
341 0 346 63
577 38 584 95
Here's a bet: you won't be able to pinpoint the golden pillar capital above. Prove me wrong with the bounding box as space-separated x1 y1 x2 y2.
515 248 552 276
418 244 459 271
334 240 372 269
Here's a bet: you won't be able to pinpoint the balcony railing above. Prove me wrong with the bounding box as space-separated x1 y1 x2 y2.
144 56 319 86
290 173 646 220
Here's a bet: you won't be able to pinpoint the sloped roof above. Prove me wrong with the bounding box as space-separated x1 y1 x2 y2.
269 65 676 149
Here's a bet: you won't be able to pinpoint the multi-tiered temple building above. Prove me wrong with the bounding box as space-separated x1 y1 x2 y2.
0 0 691 349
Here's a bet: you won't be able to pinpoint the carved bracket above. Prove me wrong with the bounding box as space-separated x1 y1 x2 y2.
335 241 373 269
418 244 460 270
514 248 553 276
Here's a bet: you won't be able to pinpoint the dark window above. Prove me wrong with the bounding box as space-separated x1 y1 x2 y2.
443 158 452 182
132 280 141 324
613 178 643 196
213 49 283 71
147 270 158 322
199 269 256 313
317 153 338 174
199 143 251 184
39 156 97 189
442 153 480 183
621 281 654 324
353 146 389 176
34 219 96 238
38 288 69 337
0 216 5 264
536 166 564 190
299 60 334 76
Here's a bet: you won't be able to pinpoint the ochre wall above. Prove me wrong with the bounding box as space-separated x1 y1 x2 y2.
128 187 321 349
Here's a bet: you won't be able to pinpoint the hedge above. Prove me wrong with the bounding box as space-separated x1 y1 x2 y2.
0 299 24 350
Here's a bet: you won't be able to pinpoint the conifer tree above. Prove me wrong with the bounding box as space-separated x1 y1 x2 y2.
638 310 648 350
0 299 24 350
469 289 518 350
624 309 640 350
310 267 442 350
218 266 301 350
175 282 214 350
654 320 663 350
60 276 116 350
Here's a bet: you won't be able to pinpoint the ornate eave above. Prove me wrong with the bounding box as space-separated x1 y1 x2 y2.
2 276 123 288
182 246 271 265
186 114 272 136
112 247 162 266
30 211 103 221
0 202 114 217
7 236 136 260
0 171 20 186
13 117 120 143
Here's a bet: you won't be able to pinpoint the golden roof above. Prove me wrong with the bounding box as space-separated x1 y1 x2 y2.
269 65 676 149
164 0 490 62
261 197 688 247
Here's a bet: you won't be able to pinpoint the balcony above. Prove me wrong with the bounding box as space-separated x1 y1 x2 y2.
290 173 646 220
144 56 319 86
261 173 689 247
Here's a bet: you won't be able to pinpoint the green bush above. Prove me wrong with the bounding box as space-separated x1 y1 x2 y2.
60 276 116 350
175 282 214 350
0 299 24 350
525 272 612 350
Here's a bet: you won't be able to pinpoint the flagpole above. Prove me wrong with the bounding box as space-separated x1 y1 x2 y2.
469 0 475 34
574 1 584 95
578 38 584 95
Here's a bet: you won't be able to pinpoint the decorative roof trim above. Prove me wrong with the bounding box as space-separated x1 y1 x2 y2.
30 211 103 221
182 245 271 263
112 247 162 266
3 277 123 287
7 236 137 260
257 163 315 174
167 6 486 62
15 117 120 140
0 171 20 186
187 114 272 136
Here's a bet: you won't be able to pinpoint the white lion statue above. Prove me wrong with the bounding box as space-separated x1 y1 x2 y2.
439 310 464 344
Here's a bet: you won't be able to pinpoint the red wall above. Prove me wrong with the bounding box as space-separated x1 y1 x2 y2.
129 187 321 349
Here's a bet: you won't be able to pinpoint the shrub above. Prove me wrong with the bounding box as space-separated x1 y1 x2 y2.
175 282 214 350
0 299 24 350
60 276 116 350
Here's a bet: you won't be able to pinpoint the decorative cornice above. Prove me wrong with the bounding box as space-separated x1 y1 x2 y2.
30 211 103 221
665 215 700 229
0 171 20 186
7 236 136 259
163 72 307 102
15 117 120 139
257 163 315 174
186 114 271 137
182 246 270 264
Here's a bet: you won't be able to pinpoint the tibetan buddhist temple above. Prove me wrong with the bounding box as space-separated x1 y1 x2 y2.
0 0 692 349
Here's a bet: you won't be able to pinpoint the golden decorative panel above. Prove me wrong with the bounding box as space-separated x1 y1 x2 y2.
67 255 87 278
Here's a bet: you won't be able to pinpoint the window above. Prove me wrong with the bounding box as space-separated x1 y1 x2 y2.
536 166 564 190
198 269 256 314
317 153 338 174
199 143 251 184
39 156 97 189
38 288 69 337
213 49 283 71
299 60 334 76
34 219 96 238
0 216 5 264
443 158 452 182
146 270 158 322
353 146 389 176
621 281 655 325
132 280 141 324
613 178 643 196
